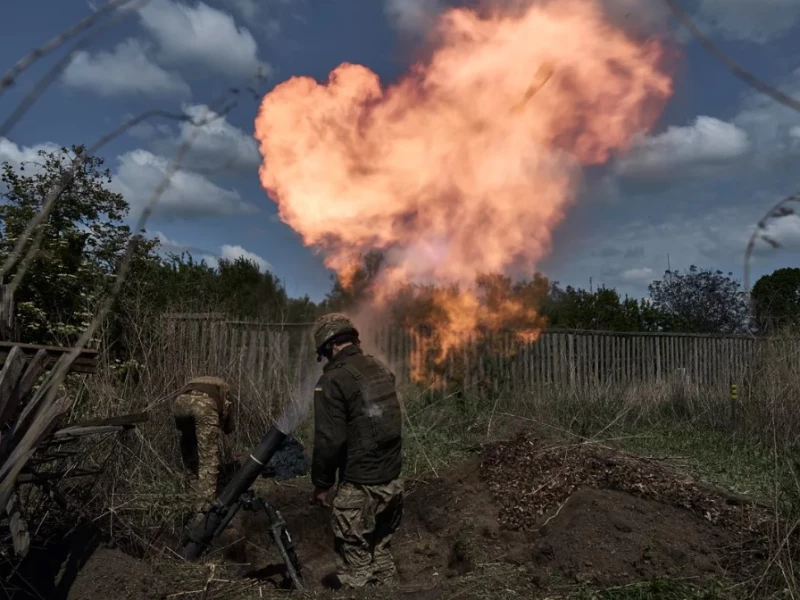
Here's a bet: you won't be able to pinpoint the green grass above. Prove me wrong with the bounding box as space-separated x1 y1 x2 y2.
614 426 779 500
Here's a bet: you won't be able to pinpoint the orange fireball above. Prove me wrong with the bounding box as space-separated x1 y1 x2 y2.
254 0 674 374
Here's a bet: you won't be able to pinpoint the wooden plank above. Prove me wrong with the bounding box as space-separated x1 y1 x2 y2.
6 492 29 558
0 346 27 426
65 412 148 429
581 334 588 389
655 338 664 381
52 425 138 438
247 329 258 384
0 340 99 358
2 349 49 425
550 333 559 388
566 333 573 388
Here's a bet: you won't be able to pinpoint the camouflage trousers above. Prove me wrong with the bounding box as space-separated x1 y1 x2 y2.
330 479 404 588
173 391 223 509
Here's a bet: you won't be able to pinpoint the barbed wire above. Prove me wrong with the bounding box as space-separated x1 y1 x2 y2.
0 0 142 95
0 69 268 509
0 0 152 138
663 0 800 113
743 193 800 291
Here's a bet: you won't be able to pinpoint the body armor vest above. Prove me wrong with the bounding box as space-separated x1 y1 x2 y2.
336 354 402 456
325 349 403 484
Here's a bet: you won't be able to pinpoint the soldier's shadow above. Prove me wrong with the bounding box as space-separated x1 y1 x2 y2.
246 564 295 590
246 564 341 591
5 524 102 599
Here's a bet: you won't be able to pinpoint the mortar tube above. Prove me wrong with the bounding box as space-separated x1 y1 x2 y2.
217 425 287 506
181 425 287 560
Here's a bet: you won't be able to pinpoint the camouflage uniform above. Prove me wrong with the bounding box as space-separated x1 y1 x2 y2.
311 313 404 588
331 479 404 586
173 376 235 509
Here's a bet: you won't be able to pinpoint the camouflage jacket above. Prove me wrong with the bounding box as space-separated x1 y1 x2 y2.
312 345 402 490
179 376 235 434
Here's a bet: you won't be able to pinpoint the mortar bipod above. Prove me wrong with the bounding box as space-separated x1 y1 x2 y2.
238 489 304 590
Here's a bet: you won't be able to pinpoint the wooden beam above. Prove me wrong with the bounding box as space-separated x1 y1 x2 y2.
6 492 29 558
67 411 149 428
0 341 99 374
0 346 27 427
52 424 137 438
0 349 48 426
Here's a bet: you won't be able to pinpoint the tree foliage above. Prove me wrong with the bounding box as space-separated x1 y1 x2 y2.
543 284 663 332
751 267 800 333
648 266 749 334
0 145 158 345
0 147 319 348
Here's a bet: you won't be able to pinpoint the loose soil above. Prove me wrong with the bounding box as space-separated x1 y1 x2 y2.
6 433 774 599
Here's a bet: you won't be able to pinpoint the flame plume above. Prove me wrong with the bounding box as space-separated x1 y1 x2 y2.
254 0 674 379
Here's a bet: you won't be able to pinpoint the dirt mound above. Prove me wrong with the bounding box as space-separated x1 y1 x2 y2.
479 434 771 586
504 486 728 587
480 434 770 534
66 548 169 600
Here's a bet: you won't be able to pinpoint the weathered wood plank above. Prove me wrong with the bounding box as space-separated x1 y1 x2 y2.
0 346 27 426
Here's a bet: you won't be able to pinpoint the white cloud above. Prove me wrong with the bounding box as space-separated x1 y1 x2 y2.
126 118 174 140
697 0 800 43
197 244 271 272
111 149 259 220
0 138 62 173
385 0 675 38
138 0 267 78
551 207 757 297
384 0 443 35
151 104 260 173
152 231 192 252
62 39 190 98
621 267 655 283
732 69 800 168
749 214 800 255
615 116 750 181
220 243 272 271
222 0 259 22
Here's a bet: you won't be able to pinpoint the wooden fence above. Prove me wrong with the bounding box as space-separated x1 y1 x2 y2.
161 314 800 397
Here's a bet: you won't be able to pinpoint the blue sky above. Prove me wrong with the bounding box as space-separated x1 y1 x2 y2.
1 0 799 303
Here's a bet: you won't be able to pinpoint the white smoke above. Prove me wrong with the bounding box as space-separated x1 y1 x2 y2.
385 0 445 35
275 368 321 434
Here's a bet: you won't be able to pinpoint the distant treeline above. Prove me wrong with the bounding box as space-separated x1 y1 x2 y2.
1 145 798 355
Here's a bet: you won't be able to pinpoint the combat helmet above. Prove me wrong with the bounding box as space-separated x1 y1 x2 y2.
313 313 359 360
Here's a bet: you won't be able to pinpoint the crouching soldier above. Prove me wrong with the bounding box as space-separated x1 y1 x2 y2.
173 376 235 510
310 313 404 588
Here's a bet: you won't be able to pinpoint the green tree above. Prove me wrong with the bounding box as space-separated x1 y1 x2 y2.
648 266 749 334
0 145 158 345
542 284 663 332
751 267 800 333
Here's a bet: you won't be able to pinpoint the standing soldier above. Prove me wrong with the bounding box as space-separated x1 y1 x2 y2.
310 313 404 589
173 375 235 510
